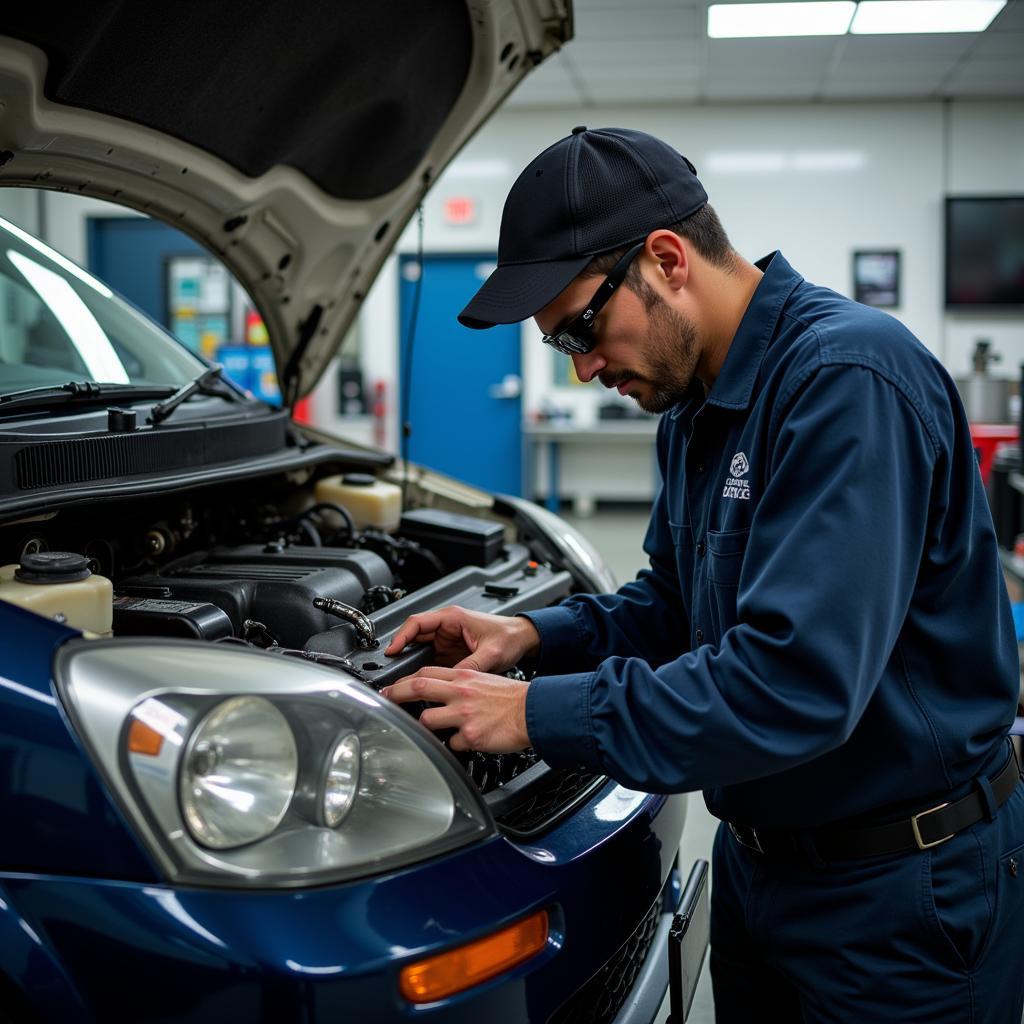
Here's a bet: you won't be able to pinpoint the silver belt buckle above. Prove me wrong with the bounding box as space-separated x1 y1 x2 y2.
729 822 765 855
911 802 954 850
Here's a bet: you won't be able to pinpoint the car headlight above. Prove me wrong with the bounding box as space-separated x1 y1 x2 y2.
56 640 494 887
180 695 298 849
322 731 360 828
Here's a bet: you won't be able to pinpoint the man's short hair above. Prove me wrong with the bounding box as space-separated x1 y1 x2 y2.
583 204 736 300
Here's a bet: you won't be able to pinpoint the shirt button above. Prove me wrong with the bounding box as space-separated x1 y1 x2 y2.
696 462 706 473
696 541 706 557
695 628 705 643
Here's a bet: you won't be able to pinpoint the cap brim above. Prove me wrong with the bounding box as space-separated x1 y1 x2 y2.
457 255 592 329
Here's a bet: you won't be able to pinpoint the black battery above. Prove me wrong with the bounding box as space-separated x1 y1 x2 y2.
399 509 504 571
113 595 233 640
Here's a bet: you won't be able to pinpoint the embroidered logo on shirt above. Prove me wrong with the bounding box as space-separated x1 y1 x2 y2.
723 451 750 500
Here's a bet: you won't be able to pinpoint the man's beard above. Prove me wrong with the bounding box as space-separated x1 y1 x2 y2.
602 296 699 414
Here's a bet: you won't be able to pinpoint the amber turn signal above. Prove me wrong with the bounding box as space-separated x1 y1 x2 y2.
128 719 163 756
399 909 549 1003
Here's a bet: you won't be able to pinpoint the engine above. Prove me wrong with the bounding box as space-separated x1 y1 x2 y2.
113 544 397 648
0 483 577 800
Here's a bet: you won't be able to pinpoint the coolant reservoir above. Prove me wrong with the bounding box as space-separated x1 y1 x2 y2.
0 552 113 636
315 473 402 531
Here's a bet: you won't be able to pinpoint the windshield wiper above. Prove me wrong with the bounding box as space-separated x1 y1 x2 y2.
148 364 243 425
0 380 178 414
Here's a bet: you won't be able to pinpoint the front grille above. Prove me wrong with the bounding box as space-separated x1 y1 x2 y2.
549 896 663 1024
488 764 605 838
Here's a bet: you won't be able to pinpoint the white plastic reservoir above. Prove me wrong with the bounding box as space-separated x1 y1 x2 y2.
0 552 113 636
314 473 402 532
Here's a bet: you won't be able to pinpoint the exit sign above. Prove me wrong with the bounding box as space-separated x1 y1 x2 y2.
444 196 477 225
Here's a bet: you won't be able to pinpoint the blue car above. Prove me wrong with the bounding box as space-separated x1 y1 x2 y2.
0 3 700 1021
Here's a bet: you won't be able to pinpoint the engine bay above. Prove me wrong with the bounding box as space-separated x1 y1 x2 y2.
0 467 597 815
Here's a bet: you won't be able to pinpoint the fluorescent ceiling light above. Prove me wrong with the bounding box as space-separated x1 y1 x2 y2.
851 0 1006 33
708 2 856 38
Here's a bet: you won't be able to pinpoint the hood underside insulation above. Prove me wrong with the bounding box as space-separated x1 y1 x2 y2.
0 0 473 200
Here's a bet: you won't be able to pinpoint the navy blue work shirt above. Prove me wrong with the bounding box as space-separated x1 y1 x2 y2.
523 251 1019 829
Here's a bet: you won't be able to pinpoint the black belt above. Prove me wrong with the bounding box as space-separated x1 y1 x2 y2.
729 746 1021 862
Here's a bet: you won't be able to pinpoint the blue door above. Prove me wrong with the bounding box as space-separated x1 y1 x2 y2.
87 217 279 400
87 217 204 325
399 255 522 495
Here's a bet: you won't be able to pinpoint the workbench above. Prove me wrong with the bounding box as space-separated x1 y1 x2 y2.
522 419 660 515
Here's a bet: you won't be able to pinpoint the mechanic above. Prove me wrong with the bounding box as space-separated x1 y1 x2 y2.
383 127 1024 1021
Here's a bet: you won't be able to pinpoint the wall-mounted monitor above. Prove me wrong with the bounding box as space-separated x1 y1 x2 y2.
945 196 1024 310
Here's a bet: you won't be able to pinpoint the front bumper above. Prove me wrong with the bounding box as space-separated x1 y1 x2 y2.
1 784 687 1023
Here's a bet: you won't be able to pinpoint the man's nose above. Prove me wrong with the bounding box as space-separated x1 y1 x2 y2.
571 350 606 383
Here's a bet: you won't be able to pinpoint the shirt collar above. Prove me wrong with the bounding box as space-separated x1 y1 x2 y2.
670 251 802 418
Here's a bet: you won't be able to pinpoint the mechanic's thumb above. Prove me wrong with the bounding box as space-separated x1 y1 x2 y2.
453 643 505 673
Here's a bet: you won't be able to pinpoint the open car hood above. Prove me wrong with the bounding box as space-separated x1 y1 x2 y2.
0 2 571 401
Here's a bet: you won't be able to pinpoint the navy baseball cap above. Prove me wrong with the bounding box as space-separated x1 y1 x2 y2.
458 126 708 329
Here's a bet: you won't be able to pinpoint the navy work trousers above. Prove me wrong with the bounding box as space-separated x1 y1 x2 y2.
710 782 1024 1022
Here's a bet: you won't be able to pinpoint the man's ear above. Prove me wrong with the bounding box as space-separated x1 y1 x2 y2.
646 230 688 293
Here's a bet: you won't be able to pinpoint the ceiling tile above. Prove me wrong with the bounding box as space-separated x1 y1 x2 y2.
519 0 1024 104
990 1 1024 31
576 0 698 9
945 56 1024 79
704 81 831 100
827 59 955 80
576 6 701 40
966 30 1024 55
938 77 1024 96
706 37 841 64
836 34 978 59
566 39 701 65
821 79 939 98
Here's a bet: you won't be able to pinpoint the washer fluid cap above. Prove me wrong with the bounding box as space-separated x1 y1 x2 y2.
341 473 376 487
15 551 92 584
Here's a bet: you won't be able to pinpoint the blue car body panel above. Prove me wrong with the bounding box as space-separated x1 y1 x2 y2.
0 603 156 881
0 598 688 1022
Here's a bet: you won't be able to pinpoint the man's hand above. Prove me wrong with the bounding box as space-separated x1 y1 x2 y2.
382 667 531 753
384 605 540 673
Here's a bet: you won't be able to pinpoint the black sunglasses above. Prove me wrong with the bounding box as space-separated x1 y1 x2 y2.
541 242 645 356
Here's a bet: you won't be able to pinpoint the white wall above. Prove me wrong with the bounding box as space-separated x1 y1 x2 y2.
374 98 1024 421
6 98 1024 447
0 189 39 236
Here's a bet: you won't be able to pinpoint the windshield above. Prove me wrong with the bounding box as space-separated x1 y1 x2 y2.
0 215 206 396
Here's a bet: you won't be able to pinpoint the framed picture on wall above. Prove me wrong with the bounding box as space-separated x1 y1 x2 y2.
852 250 901 308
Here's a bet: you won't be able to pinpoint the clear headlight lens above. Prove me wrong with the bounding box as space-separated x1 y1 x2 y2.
55 641 494 887
322 732 360 828
180 696 298 849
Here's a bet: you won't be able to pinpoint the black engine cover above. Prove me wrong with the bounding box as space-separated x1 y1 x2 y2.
118 544 393 648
